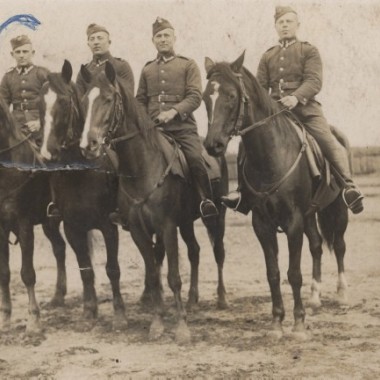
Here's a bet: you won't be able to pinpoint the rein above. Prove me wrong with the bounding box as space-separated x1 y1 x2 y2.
0 133 32 155
231 71 308 197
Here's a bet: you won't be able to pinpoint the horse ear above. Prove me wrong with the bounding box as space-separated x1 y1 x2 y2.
205 57 215 75
80 64 92 84
105 61 116 85
230 50 246 73
62 60 72 84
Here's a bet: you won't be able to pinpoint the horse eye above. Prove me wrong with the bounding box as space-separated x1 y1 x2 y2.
228 93 236 101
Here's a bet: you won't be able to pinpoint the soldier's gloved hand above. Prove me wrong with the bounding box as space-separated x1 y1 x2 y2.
279 95 298 110
25 120 41 133
156 109 178 124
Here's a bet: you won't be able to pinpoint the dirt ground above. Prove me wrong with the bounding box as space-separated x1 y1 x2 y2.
0 174 379 379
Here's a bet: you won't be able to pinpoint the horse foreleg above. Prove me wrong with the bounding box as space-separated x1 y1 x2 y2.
0 231 11 331
287 212 308 340
164 222 190 345
179 221 200 311
19 223 41 334
252 213 284 339
204 208 228 309
64 224 97 320
101 222 127 330
42 221 67 307
304 215 323 308
130 226 164 341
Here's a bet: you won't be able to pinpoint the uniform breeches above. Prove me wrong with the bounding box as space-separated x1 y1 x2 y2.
293 101 352 182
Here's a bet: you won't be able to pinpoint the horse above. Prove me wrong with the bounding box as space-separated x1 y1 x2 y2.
203 52 349 340
39 60 126 329
79 61 229 344
0 95 66 333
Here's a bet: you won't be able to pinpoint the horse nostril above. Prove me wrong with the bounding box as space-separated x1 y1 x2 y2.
215 141 225 150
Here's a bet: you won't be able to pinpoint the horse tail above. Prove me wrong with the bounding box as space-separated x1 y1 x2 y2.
317 208 335 252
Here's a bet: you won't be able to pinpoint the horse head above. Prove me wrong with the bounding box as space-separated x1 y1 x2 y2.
79 61 126 159
40 60 84 162
202 52 248 157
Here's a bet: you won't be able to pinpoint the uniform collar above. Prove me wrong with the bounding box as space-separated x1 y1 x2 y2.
279 38 297 48
16 65 34 75
92 51 112 65
156 52 176 63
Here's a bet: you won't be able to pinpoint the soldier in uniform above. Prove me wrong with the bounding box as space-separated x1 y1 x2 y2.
0 35 49 148
76 23 134 97
222 6 364 214
136 17 218 218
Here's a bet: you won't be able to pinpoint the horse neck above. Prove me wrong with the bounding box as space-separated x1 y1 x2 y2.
243 101 301 182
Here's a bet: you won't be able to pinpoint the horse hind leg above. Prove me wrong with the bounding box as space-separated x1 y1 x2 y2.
304 215 323 308
164 222 190 345
179 221 200 311
0 231 11 331
100 222 127 331
42 221 67 307
19 223 41 334
64 224 97 321
203 208 228 309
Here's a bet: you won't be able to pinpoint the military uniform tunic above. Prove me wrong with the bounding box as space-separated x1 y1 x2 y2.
257 39 351 178
76 52 134 97
136 53 211 196
0 65 49 144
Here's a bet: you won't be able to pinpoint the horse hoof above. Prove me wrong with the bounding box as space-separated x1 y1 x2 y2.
175 320 191 345
26 319 42 335
290 330 310 341
307 297 322 309
217 298 229 310
112 314 128 331
49 296 65 308
83 308 98 320
149 316 164 341
336 292 349 306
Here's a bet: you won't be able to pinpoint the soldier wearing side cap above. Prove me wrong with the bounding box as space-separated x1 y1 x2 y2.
76 23 134 97
0 35 49 148
222 6 363 214
136 17 218 218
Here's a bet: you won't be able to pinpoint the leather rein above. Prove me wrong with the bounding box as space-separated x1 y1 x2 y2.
229 72 307 197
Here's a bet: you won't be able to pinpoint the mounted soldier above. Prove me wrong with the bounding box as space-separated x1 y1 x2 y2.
0 35 49 149
136 17 218 218
222 6 364 214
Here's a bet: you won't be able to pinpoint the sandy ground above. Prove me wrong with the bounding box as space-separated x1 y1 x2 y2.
0 174 379 379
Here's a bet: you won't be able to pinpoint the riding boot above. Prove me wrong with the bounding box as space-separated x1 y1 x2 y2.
192 171 218 218
47 180 61 218
324 145 364 214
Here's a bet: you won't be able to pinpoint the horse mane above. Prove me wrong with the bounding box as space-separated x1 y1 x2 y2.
208 62 280 116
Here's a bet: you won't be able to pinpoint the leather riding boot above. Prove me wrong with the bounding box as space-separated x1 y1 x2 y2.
193 172 218 218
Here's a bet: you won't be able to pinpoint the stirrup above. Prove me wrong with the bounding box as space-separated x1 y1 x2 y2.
342 188 364 214
47 202 61 218
200 199 219 218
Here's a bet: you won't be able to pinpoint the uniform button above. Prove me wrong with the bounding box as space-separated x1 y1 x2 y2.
22 80 26 84
161 102 165 106
280 90 284 94
25 109 29 113
279 79 284 83
160 70 165 73
22 90 26 93
161 90 165 94
280 57 284 61
23 99 27 102
161 80 165 84
96 64 99 67
279 67 284 72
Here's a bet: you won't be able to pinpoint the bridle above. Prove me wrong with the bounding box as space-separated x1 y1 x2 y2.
210 69 308 197
60 95 82 150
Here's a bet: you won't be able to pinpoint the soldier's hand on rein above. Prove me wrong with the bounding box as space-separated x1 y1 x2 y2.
25 120 41 133
279 95 298 110
156 109 178 124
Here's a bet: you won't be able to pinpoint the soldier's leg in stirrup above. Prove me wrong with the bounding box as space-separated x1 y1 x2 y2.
304 115 364 214
47 176 61 218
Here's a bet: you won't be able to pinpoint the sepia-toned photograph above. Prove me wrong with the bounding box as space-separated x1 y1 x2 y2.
0 0 379 378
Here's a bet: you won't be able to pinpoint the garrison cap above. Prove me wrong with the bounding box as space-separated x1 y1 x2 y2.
10 35 32 50
152 17 174 37
87 23 109 38
274 6 297 22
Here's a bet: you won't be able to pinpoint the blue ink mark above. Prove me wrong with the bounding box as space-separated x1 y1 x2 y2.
0 14 41 34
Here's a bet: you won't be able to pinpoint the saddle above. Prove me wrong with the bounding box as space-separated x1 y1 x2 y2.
156 130 222 182
289 117 341 213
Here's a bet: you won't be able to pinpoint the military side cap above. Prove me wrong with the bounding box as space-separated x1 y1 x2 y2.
87 23 109 38
152 17 174 36
274 6 297 22
10 35 32 50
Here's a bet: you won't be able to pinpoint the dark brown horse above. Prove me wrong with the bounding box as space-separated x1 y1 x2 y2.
39 61 126 329
80 62 228 344
203 53 349 340
0 96 66 333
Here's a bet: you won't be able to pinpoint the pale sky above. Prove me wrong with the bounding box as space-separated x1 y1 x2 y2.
0 0 379 152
